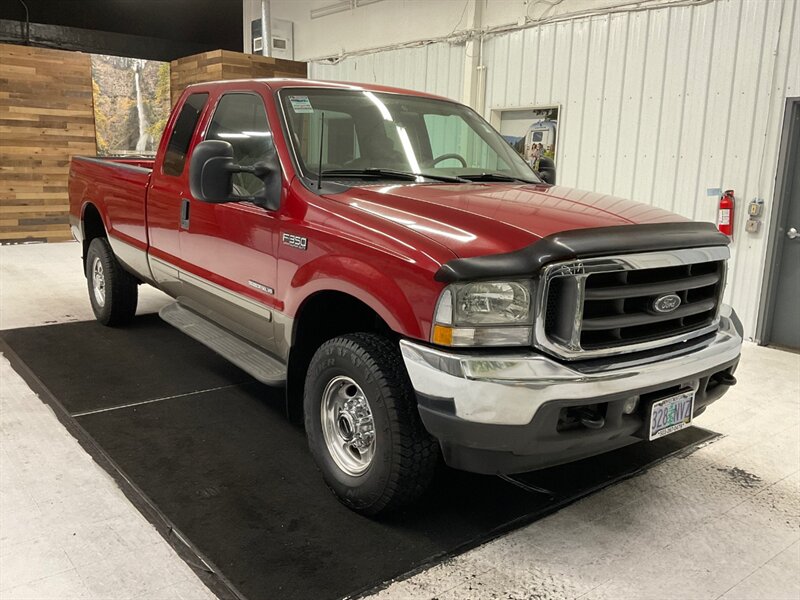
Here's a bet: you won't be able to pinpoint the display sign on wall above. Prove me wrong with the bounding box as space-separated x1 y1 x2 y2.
492 106 560 171
90 54 171 156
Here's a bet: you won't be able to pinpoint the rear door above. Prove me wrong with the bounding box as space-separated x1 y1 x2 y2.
178 88 281 355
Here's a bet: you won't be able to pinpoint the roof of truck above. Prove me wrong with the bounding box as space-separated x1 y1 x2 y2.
184 77 452 102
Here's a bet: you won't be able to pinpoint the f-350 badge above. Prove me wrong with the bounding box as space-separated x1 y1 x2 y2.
282 233 308 250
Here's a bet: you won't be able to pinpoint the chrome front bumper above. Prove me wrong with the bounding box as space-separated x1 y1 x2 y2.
400 305 743 426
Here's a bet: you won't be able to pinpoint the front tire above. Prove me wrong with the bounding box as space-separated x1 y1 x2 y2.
86 237 138 326
304 333 438 516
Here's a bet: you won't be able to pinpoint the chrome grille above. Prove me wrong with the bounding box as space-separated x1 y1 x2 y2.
535 246 729 359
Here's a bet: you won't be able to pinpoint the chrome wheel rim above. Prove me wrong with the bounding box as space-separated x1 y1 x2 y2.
92 257 106 307
320 375 376 477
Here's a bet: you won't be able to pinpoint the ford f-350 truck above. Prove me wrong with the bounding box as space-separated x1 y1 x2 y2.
69 79 742 515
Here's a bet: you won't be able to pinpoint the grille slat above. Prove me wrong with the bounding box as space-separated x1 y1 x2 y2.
583 272 720 300
541 254 725 356
581 298 716 330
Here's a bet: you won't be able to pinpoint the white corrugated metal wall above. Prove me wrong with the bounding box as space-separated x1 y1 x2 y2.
309 42 465 102
309 0 799 339
482 0 799 339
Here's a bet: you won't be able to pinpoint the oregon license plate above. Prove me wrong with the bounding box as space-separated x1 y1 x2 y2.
649 390 695 440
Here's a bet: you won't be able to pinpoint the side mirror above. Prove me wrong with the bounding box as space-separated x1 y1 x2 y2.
189 140 281 211
538 156 556 185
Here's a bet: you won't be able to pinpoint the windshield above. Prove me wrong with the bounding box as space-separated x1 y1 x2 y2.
278 88 540 183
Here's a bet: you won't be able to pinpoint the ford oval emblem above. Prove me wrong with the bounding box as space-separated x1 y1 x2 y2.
652 293 682 313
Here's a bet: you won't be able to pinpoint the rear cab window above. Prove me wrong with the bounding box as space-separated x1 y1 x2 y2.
162 92 209 177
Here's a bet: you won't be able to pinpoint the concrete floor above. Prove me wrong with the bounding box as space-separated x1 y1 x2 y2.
1 241 798 600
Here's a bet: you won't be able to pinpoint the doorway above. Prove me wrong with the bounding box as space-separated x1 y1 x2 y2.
759 98 800 351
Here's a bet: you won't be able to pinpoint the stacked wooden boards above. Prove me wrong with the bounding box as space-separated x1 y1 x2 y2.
170 50 307 105
0 45 306 244
0 43 97 243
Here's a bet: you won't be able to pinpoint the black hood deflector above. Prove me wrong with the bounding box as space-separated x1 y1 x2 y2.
434 222 730 283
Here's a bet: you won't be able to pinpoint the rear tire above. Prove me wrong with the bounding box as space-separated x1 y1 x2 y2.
86 237 138 326
304 333 439 516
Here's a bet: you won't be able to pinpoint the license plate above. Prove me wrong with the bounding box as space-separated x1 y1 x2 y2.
649 390 695 440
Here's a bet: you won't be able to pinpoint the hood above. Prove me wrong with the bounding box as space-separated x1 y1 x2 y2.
327 183 687 258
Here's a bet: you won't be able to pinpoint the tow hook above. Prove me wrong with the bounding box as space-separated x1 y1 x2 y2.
713 371 737 387
576 408 605 430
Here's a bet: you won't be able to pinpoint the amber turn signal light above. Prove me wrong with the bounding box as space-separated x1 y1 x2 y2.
431 324 453 346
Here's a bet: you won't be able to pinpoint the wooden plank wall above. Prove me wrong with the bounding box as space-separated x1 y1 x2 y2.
170 49 307 105
0 43 96 243
0 46 305 243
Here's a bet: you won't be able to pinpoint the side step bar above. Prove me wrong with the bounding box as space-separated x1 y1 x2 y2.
160 302 286 385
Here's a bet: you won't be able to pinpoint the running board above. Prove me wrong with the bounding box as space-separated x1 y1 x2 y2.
159 302 286 385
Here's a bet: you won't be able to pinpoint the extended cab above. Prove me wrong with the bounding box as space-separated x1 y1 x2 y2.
69 79 743 515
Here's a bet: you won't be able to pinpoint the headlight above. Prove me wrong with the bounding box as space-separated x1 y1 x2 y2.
454 281 531 324
431 280 533 347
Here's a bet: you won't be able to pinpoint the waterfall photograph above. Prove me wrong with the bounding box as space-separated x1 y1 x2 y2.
90 54 170 157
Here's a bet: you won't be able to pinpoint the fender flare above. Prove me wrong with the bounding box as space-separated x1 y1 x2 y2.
286 254 426 339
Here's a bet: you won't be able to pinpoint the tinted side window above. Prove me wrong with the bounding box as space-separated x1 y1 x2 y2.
162 93 208 177
423 113 507 170
205 93 273 195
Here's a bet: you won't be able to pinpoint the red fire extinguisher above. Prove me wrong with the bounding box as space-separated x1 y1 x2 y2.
718 189 735 237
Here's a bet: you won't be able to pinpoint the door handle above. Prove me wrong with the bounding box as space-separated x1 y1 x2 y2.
787 227 798 240
180 198 190 230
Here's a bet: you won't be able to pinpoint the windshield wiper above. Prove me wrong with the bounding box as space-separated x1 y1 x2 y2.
320 168 469 183
459 172 538 184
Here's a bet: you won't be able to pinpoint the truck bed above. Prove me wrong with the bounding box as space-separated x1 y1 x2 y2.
68 156 153 252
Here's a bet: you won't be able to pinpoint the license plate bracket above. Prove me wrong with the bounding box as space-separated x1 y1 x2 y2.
647 389 695 441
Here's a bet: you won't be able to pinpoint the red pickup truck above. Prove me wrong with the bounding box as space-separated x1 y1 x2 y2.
69 79 743 515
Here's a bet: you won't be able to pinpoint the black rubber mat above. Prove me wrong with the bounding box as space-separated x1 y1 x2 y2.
1 316 717 600
0 315 254 415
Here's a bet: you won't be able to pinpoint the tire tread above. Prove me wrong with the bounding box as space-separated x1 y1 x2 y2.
86 238 138 326
306 333 438 515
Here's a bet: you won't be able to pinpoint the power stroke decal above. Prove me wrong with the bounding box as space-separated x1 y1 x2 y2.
248 280 275 295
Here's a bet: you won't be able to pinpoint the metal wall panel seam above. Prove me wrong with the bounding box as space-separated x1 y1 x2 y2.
605 13 631 198
561 20 592 182
762 0 796 195
611 11 643 198
671 4 710 220
641 9 671 208
689 0 718 222
717 0 745 192
668 6 697 215
528 26 537 106
668 10 695 212
629 10 652 203
577 17 594 187
726 0 771 318
591 15 615 192
722 0 763 323
543 25 554 104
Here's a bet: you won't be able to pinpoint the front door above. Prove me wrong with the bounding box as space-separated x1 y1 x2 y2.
178 90 282 356
147 92 210 297
766 101 800 350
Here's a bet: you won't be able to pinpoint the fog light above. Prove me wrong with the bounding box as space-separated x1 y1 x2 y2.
622 397 639 415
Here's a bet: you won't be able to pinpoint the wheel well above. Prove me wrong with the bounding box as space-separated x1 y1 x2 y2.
82 204 106 269
286 291 396 423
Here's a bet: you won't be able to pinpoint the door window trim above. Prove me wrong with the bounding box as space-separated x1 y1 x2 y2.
203 91 274 144
198 90 278 211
